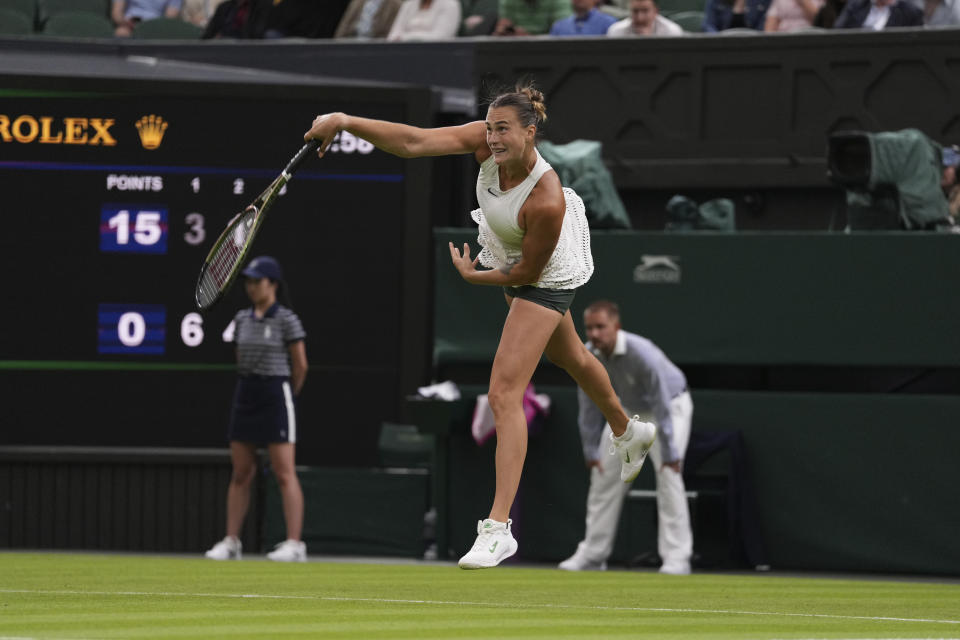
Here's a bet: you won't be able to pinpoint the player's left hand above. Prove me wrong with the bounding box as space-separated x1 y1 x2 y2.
449 242 480 281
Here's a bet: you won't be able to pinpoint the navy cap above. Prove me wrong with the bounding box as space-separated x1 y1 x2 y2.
242 255 283 281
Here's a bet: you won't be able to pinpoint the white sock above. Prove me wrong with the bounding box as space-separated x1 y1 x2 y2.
613 420 634 442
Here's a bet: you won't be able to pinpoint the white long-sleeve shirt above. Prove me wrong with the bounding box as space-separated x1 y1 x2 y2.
386 0 461 40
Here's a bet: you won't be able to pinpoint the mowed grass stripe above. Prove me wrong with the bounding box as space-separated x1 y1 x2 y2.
1 553 959 639
4 588 958 626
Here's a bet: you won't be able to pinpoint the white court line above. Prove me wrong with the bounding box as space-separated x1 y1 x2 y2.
1 588 959 626
0 637 97 640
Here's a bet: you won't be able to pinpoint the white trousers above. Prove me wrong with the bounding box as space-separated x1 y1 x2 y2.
573 392 694 566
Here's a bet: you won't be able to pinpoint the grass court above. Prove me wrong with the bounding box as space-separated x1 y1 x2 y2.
1 552 959 639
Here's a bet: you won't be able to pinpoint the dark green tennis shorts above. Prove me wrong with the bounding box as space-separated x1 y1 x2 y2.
503 285 576 315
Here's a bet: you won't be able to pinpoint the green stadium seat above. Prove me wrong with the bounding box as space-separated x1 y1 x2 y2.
42 10 113 37
40 0 109 20
132 16 203 39
0 0 35 26
0 7 32 33
670 10 705 31
38 0 109 32
658 0 705 16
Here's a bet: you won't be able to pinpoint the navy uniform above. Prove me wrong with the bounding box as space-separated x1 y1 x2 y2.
226 260 306 445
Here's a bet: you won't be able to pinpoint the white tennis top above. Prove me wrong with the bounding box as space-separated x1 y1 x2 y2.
471 150 594 290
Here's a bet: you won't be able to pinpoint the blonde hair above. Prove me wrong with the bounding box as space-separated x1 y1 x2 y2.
489 82 547 128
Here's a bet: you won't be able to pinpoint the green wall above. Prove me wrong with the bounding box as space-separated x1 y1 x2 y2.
434 229 960 367
438 387 960 575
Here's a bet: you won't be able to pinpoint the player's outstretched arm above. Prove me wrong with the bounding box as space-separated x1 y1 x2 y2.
305 113 486 159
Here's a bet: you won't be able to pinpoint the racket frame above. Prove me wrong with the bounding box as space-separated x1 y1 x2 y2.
194 139 319 311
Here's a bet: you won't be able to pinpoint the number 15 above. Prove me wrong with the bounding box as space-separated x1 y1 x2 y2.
109 210 163 246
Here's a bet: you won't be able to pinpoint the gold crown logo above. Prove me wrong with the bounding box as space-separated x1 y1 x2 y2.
135 114 168 150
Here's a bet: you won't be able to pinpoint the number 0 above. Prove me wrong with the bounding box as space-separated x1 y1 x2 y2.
117 312 146 347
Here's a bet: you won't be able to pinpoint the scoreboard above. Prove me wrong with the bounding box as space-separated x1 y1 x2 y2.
0 73 435 465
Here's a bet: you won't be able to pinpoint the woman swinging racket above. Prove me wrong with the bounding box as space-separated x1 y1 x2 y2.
304 83 656 569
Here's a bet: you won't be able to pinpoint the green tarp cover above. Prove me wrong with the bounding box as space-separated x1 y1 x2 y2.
865 128 949 228
538 139 631 229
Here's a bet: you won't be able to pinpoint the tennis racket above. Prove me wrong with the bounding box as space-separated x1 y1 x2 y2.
194 138 320 311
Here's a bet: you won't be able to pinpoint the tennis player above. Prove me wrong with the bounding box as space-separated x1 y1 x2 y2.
205 255 310 562
304 83 656 569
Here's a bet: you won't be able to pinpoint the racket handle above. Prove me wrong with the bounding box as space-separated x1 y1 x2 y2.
284 139 321 176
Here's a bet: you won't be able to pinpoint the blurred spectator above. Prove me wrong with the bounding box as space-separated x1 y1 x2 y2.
598 0 630 17
949 182 960 221
387 0 461 40
181 0 229 26
264 0 351 38
941 146 959 222
493 0 571 35
112 0 182 36
920 0 960 25
812 0 846 26
335 0 403 38
763 0 823 31
460 0 499 34
703 0 770 30
833 0 922 27
202 0 271 38
607 0 684 34
550 0 618 34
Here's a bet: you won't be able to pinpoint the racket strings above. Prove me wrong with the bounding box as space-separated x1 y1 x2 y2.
196 211 255 308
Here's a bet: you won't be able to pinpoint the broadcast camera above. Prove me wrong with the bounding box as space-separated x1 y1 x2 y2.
827 128 959 230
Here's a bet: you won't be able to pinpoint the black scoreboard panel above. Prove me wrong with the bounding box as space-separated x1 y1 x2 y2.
0 75 434 465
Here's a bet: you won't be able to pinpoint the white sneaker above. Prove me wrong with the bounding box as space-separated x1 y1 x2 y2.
659 561 691 575
558 553 607 571
204 536 242 560
458 519 518 569
267 539 307 562
610 417 657 483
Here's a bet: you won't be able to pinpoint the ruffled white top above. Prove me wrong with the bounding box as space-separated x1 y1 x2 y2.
471 150 594 290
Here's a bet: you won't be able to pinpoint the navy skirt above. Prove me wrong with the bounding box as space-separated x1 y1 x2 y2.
228 375 297 445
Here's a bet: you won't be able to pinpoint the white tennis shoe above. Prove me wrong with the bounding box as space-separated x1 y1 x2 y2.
458 518 518 569
610 417 657 483
267 539 307 562
204 536 242 560
659 561 691 575
558 552 607 571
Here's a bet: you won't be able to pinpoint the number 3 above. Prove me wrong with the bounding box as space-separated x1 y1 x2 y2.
184 212 205 246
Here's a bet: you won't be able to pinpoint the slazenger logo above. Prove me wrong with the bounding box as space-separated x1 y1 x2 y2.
633 255 681 284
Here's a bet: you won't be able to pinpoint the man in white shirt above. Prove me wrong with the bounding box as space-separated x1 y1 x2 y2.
607 0 685 34
863 0 893 27
559 300 694 575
